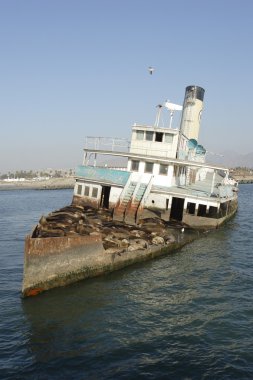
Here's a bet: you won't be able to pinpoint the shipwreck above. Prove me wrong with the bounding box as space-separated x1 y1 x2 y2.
22 85 238 297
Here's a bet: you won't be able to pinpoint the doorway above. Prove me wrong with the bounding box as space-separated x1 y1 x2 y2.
170 197 185 221
100 186 111 209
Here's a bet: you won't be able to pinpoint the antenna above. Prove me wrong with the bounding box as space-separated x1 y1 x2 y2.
154 104 162 127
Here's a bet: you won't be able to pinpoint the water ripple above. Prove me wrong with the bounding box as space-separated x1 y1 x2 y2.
0 187 253 379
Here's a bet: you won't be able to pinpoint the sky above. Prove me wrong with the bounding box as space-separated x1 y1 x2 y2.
0 0 253 173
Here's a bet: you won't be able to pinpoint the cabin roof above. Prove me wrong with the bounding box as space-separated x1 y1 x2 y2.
82 148 228 172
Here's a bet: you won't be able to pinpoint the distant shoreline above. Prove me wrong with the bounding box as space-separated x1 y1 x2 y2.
0 177 75 191
1 175 252 191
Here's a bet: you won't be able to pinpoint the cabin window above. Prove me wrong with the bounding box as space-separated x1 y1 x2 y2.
84 186 90 196
187 202 196 215
164 133 173 143
145 162 154 173
131 160 139 171
77 184 82 195
136 130 144 140
155 132 163 142
197 204 207 217
92 187 98 198
146 131 154 141
159 164 168 175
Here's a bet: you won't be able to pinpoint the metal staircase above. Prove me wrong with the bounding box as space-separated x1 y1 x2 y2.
124 183 148 224
113 174 154 225
113 181 137 222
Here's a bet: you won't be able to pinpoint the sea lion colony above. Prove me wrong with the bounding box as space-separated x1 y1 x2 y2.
32 204 180 253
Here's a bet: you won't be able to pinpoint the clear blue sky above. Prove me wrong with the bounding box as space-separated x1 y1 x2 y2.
0 0 253 172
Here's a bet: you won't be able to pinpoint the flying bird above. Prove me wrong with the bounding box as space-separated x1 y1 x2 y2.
148 66 154 75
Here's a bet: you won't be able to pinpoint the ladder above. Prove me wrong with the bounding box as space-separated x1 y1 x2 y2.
113 181 137 222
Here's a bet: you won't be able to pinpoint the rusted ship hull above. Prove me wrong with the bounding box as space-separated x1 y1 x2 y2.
22 234 104 297
22 228 199 297
22 198 238 297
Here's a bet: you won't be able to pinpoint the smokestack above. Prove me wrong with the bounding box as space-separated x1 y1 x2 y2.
179 85 205 141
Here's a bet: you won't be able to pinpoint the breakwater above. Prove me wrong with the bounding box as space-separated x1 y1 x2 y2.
237 178 253 184
232 175 253 184
0 177 75 191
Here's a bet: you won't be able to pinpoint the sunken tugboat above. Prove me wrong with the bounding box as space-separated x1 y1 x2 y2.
22 85 238 297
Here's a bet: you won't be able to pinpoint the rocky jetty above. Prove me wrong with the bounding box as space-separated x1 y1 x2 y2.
0 177 75 191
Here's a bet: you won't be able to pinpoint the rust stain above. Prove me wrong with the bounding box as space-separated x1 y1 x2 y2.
26 288 43 297
25 234 102 257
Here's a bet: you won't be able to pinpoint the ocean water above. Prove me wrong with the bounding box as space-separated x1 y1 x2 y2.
0 187 252 380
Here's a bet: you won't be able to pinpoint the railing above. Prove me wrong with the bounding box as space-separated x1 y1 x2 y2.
84 136 130 152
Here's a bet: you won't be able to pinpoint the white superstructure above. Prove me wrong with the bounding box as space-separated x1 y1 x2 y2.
72 85 238 229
